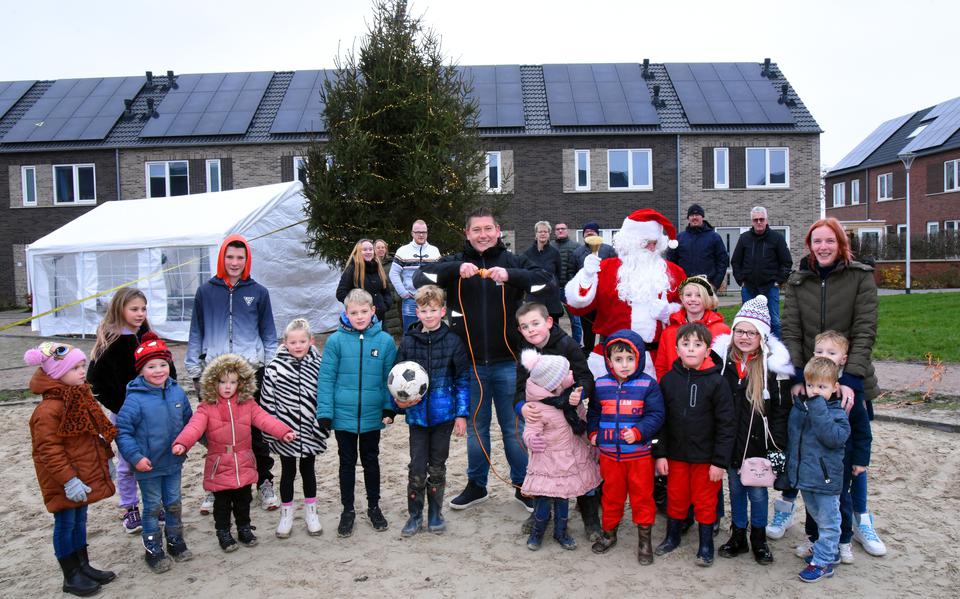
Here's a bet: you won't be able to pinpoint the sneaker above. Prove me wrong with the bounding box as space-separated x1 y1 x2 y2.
123 506 143 534
276 505 294 539
200 493 215 516
838 542 854 564
794 540 813 559
514 489 534 513
853 512 887 556
449 481 488 511
304 502 323 536
766 499 796 539
799 563 834 583
258 480 280 511
337 510 356 538
216 529 238 553
367 506 389 532
237 525 258 547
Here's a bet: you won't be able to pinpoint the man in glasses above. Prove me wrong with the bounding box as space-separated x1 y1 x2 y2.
730 206 792 338
390 220 441 332
550 222 582 344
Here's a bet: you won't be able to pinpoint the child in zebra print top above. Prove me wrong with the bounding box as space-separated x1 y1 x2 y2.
260 318 329 538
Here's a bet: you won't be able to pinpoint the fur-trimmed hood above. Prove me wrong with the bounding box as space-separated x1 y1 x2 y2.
712 333 794 378
200 353 258 404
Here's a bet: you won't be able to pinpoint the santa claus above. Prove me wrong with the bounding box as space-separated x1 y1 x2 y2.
565 209 686 378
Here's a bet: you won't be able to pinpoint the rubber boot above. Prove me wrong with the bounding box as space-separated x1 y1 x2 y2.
654 517 683 555
591 527 618 554
718 526 749 558
426 474 446 534
637 525 654 565
750 525 774 564
526 515 549 551
696 523 715 566
58 552 101 596
402 485 424 538
578 494 603 542
553 500 576 550
76 546 116 584
276 505 294 538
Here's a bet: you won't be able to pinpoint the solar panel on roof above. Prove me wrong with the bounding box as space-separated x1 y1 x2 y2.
269 70 336 134
459 66 524 128
901 96 960 154
664 63 794 126
139 72 271 138
2 77 142 143
831 112 914 170
543 63 659 127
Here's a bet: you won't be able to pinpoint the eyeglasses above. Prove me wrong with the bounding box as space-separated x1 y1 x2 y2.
412 230 428 235
733 329 759 339
752 218 767 223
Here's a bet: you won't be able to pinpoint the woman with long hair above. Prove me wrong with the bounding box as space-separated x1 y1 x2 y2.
336 239 393 317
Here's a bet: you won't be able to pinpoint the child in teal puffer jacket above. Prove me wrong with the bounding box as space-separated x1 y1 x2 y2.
317 289 398 538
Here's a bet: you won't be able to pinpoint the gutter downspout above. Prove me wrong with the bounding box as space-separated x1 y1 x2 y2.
864 167 869 221
676 135 681 225
115 148 121 202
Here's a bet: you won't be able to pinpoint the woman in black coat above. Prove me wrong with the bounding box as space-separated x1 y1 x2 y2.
336 239 394 317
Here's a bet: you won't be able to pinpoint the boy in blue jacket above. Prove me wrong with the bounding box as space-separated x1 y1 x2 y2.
786 356 851 583
116 333 193 574
392 285 470 537
317 289 398 538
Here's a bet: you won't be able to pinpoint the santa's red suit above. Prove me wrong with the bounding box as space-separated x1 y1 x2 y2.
565 209 686 378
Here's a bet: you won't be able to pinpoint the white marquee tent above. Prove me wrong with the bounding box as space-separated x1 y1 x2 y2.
26 181 341 341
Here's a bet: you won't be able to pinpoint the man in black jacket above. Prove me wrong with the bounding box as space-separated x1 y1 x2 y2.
668 204 730 292
730 206 792 338
551 221 581 343
522 221 563 321
415 208 552 512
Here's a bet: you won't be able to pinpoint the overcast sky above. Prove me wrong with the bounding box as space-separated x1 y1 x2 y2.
3 0 957 168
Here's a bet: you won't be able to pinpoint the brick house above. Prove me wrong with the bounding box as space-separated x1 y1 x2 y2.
0 62 819 306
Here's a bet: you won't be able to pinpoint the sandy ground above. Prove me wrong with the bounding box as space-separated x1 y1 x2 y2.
0 396 958 598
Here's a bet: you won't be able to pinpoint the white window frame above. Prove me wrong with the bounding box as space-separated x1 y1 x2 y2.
484 151 501 192
851 179 860 205
574 149 590 191
745 147 789 188
713 147 729 189
877 172 893 201
145 160 189 198
606 149 652 191
21 166 37 206
292 155 308 184
945 220 959 231
945 159 960 192
927 221 940 235
897 224 907 236
832 182 845 207
205 159 221 193
52 164 97 205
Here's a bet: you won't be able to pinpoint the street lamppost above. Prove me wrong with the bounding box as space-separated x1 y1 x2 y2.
898 151 916 294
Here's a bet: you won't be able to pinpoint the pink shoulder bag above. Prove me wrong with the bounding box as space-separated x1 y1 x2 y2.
738 410 781 488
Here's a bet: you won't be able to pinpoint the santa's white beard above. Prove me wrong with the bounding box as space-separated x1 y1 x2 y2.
616 237 669 307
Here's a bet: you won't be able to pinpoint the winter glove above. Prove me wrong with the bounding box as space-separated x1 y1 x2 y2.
108 458 117 481
64 477 91 503
317 418 333 433
651 300 680 323
582 254 602 278
526 434 547 454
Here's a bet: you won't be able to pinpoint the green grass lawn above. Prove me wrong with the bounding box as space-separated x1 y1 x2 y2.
717 293 959 362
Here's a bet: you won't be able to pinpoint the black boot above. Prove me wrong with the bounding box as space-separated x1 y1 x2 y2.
637 525 654 565
654 517 683 555
578 494 603 542
718 526 749 558
750 526 774 564
426 473 446 534
142 533 172 573
76 546 116 584
165 534 193 562
237 525 258 547
591 527 618 554
402 485 424 538
216 529 238 553
696 523 715 566
58 552 100 596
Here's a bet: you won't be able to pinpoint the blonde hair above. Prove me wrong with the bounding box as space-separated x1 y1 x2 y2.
534 220 551 233
730 339 767 415
349 239 388 289
804 356 840 388
344 288 374 308
414 284 445 308
815 330 849 355
92 288 149 360
284 317 312 339
199 354 258 404
679 278 719 311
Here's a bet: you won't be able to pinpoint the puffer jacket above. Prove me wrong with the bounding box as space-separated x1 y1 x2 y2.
782 259 879 400
393 322 470 427
316 314 398 433
551 237 579 287
260 345 329 457
654 309 731 381
653 351 735 468
730 226 792 287
29 371 116 513
786 393 851 495
87 324 177 415
116 375 193 480
667 221 730 290
586 329 665 461
337 260 394 317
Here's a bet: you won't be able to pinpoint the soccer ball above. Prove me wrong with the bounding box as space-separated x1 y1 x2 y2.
387 361 429 401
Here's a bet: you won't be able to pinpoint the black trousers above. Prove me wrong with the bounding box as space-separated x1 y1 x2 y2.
334 430 381 511
279 455 317 503
251 366 274 486
408 421 454 487
213 485 252 531
581 310 598 355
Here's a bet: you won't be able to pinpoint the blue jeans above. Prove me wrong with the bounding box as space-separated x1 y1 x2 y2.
138 470 183 541
466 360 527 487
567 312 582 344
727 468 769 528
851 470 868 514
401 298 419 333
52 506 88 559
740 284 781 338
802 490 841 567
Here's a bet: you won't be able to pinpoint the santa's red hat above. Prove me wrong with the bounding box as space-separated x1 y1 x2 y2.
619 209 678 249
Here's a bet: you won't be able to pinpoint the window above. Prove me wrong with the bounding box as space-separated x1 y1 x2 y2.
206 159 221 193
574 150 590 191
945 220 959 231
146 161 189 198
21 166 37 206
162 247 211 322
832 182 845 207
746 147 789 188
946 159 960 192
877 172 893 200
293 155 308 184
714 148 729 189
897 224 907 236
53 164 96 204
607 149 652 190
485 151 501 192
927 221 940 235
851 179 860 205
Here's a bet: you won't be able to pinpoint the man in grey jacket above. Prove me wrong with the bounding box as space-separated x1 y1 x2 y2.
389 220 440 332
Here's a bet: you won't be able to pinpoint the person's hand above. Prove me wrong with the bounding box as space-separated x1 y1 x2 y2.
382 416 394 425
192 378 202 400
620 427 638 444
394 395 421 409
651 299 676 322
521 403 541 423
135 457 153 472
708 465 725 482
852 465 867 476
840 385 854 414
282 431 297 443
655 458 669 476
791 383 805 398
590 434 597 446
486 267 509 283
526 434 547 454
582 254 601 277
459 262 480 279
569 386 583 407
64 477 91 503
454 417 466 437
171 444 186 456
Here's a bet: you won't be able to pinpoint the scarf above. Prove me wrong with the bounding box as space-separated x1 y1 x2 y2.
48 384 118 443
